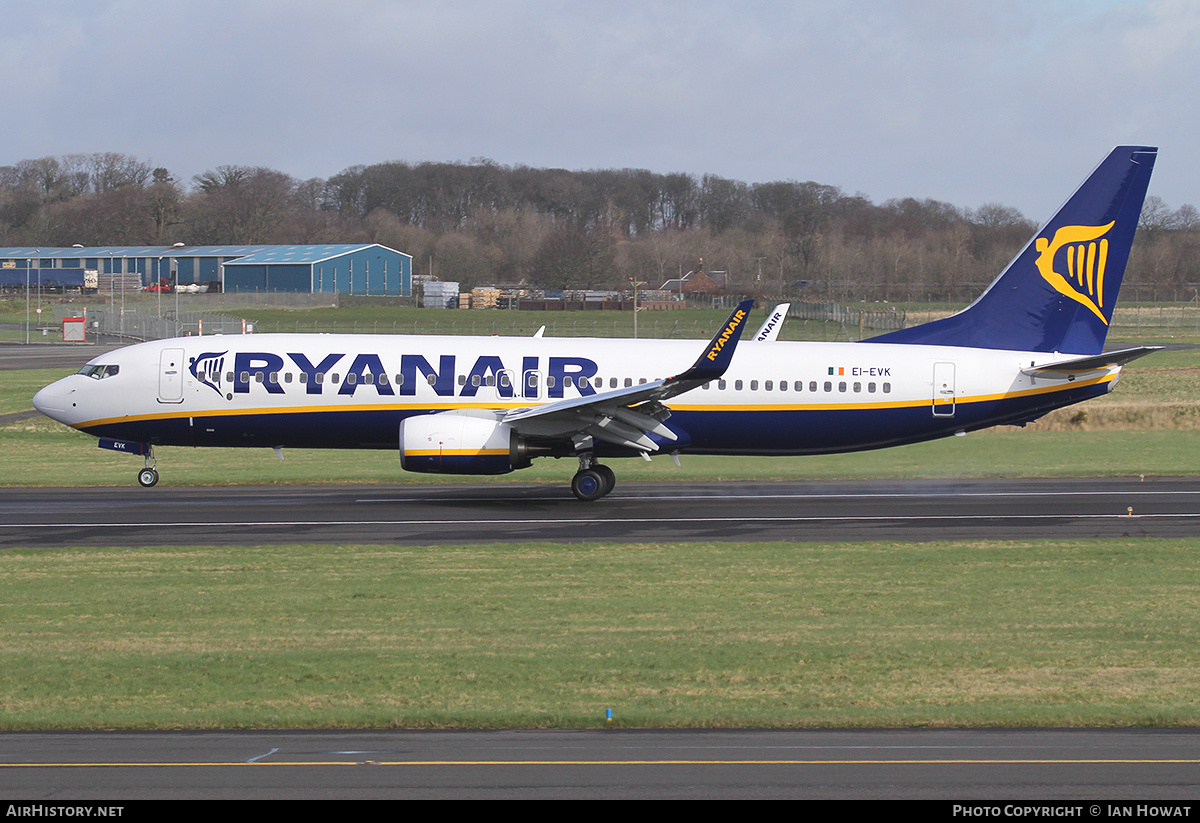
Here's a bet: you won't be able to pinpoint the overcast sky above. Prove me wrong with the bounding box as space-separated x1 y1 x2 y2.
3 0 1197 221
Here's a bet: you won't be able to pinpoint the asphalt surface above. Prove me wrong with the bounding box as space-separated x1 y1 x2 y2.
0 340 123 370
2 477 1198 548
2 728 1199 800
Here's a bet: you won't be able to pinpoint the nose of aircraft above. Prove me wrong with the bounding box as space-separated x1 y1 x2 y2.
32 378 75 424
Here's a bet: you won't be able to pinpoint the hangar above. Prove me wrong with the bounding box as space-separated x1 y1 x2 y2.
0 244 412 296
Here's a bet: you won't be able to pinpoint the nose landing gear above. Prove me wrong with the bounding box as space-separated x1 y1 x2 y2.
137 447 159 487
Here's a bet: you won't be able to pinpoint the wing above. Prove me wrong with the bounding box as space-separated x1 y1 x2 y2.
501 300 754 452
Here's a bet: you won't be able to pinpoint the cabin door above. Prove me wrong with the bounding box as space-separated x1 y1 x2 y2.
158 348 185 404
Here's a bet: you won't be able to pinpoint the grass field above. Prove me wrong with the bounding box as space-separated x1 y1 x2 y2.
1 538 1197 729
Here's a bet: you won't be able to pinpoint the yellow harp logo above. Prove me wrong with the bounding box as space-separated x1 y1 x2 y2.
1034 221 1116 325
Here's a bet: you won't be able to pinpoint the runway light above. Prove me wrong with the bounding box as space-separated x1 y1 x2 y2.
606 709 612 723
1127 507 1134 517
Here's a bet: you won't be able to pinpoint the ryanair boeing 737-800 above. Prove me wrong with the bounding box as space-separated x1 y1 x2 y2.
33 146 1159 500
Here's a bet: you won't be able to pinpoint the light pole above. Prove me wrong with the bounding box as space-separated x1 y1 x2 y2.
120 251 126 338
106 250 114 329
172 243 184 336
629 277 644 339
35 251 42 331
24 249 33 344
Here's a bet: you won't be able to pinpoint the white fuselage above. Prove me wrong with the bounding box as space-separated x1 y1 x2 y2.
34 332 1118 457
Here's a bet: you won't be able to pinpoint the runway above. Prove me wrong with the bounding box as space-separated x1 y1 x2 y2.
2 728 1199 799
2 476 1199 548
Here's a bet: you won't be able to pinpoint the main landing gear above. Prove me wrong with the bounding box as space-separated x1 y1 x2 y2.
137 447 159 487
571 454 616 502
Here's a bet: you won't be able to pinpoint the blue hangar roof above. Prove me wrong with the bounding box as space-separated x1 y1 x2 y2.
220 245 412 265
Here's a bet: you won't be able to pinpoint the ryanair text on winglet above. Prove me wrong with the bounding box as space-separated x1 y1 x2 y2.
705 309 747 361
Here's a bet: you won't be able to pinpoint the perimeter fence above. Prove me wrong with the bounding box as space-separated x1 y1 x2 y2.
25 300 1200 345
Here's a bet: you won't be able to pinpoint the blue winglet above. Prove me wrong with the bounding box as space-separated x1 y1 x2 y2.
671 299 755 383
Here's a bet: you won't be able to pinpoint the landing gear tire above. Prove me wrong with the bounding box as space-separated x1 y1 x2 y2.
138 468 159 487
571 469 607 502
594 464 616 495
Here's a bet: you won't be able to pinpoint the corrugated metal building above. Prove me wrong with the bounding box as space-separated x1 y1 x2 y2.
0 244 412 296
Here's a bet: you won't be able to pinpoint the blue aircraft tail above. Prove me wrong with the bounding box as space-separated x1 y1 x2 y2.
866 146 1157 354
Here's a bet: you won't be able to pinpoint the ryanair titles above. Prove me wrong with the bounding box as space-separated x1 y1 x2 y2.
188 350 600 400
705 308 747 362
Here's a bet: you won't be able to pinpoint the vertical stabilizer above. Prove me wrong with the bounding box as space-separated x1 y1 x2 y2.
867 146 1157 354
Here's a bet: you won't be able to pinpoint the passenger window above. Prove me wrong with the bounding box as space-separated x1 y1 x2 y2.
316 373 325 384
471 375 481 387
735 380 743 391
868 382 875 392
823 381 832 392
459 375 468 386
299 372 308 384
269 372 279 384
718 379 727 390
331 374 340 384
226 372 234 383
346 373 357 385
810 381 818 392
883 382 891 393
565 376 574 388
839 382 846 392
610 378 617 389
547 376 556 388
853 382 861 393
241 371 250 383
284 373 293 384
750 380 758 391
427 374 436 386
395 374 403 386
765 381 773 391
624 378 632 388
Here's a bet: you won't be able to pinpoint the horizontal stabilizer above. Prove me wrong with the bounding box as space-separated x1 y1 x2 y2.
1023 346 1162 375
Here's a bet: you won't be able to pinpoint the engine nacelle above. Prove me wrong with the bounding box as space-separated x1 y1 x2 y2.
399 412 531 475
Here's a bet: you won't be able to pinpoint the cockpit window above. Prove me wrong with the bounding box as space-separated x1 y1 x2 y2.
77 364 119 379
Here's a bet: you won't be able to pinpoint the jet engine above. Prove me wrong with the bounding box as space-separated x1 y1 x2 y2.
399 411 533 475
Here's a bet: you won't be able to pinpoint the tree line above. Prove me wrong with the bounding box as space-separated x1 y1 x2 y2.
1 152 1197 301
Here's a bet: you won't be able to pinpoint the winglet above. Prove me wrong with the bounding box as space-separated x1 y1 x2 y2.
670 299 754 383
753 302 790 341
